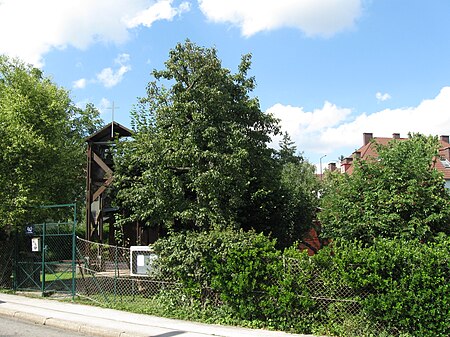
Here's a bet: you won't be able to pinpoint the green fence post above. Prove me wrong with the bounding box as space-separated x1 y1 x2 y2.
72 203 77 301
114 245 118 303
12 229 18 291
41 222 46 296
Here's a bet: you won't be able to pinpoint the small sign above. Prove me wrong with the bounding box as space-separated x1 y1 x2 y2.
137 254 145 267
25 225 34 236
31 237 41 252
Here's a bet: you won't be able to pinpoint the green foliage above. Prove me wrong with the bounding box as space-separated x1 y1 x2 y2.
278 160 321 247
113 40 322 247
75 233 450 336
206 230 281 320
330 237 450 337
0 55 102 229
114 41 281 235
152 229 317 331
152 229 277 297
268 132 322 248
319 133 450 243
275 132 302 165
113 42 321 247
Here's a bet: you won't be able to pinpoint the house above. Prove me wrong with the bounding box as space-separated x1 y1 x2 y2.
336 132 450 189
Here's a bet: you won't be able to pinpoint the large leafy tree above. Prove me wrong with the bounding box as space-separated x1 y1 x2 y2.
0 56 102 229
114 41 281 235
319 133 450 243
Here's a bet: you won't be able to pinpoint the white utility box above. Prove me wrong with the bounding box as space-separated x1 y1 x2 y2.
129 246 157 277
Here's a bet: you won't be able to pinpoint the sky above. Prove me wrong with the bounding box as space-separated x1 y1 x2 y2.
1 0 450 170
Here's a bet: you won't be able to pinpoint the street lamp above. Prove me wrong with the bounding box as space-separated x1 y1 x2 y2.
319 154 327 180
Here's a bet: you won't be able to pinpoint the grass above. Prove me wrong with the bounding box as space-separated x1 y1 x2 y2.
41 271 74 282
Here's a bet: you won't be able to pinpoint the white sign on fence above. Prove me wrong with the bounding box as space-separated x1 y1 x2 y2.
31 237 41 252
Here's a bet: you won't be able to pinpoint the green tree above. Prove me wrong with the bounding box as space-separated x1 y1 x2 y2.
276 132 302 165
319 133 450 243
0 56 102 229
272 133 321 247
114 40 280 235
279 160 321 249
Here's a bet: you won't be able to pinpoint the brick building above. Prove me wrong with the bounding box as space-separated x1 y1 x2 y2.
334 132 450 188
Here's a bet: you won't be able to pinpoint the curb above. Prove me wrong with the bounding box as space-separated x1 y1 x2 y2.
0 306 16 318
0 294 322 337
0 307 146 337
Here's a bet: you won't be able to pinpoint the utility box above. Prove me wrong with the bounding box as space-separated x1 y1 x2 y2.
130 246 157 277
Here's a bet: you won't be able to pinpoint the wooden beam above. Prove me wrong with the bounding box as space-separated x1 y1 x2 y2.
92 176 114 201
93 152 113 175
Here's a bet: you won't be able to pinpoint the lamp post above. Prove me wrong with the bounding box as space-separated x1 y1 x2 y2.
319 154 327 180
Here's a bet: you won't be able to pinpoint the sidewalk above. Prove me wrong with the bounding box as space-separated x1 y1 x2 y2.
0 293 319 337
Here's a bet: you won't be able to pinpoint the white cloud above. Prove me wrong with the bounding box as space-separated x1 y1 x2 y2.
96 54 131 88
198 0 362 37
73 78 87 89
0 0 190 67
268 101 352 150
126 0 190 28
99 98 112 114
376 92 391 102
268 87 450 159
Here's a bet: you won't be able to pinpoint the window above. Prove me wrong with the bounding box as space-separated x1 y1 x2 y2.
440 157 450 168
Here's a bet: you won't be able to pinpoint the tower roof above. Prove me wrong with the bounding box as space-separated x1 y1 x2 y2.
86 122 132 143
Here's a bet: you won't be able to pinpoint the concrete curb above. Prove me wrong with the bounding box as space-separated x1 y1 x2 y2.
0 293 321 337
11 311 47 325
0 306 16 318
0 307 146 337
44 317 83 333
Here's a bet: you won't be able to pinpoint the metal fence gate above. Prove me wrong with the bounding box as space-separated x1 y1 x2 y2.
13 204 77 298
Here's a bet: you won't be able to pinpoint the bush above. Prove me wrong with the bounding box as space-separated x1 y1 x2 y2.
153 229 281 306
331 236 450 336
153 229 450 336
153 229 317 331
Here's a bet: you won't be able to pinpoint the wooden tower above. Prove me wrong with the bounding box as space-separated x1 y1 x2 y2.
85 122 132 242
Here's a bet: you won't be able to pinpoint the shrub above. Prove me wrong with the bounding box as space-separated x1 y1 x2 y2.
154 229 450 336
153 229 280 304
332 237 450 336
153 229 317 331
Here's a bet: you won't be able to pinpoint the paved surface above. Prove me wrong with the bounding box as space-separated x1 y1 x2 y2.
0 293 319 337
0 315 89 337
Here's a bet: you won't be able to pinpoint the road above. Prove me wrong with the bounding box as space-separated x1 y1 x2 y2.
0 315 90 337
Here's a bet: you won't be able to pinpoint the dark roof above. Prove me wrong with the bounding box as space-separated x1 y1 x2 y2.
86 122 133 142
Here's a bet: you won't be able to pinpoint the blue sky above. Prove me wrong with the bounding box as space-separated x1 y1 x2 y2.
1 0 450 169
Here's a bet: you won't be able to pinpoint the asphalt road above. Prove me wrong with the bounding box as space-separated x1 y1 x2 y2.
0 315 90 337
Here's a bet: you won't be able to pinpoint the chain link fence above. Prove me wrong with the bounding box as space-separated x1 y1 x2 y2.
0 204 77 297
75 237 181 306
284 257 386 336
0 234 394 336
74 237 389 336
0 235 403 336
0 238 14 289
2 222 75 296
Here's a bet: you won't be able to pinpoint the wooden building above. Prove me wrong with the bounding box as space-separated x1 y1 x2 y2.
85 122 132 243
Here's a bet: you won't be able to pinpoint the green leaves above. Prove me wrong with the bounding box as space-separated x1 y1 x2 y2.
0 56 102 228
320 134 450 243
114 41 281 233
331 237 450 336
152 228 314 325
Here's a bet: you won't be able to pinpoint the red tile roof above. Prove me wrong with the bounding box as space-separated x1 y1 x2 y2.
341 134 450 179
